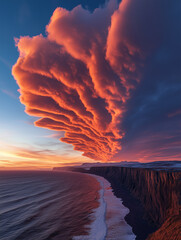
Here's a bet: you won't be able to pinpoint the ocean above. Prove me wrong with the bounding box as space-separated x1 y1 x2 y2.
0 171 135 240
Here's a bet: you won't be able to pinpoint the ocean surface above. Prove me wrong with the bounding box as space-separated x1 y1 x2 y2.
0 171 135 240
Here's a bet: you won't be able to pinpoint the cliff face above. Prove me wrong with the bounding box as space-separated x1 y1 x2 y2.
85 167 181 239
147 215 181 240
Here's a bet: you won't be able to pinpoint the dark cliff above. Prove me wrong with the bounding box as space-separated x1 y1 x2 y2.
84 167 181 240
147 214 181 240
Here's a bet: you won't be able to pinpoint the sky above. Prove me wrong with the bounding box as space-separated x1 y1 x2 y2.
0 0 181 169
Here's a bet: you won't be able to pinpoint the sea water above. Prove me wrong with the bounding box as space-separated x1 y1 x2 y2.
0 171 135 240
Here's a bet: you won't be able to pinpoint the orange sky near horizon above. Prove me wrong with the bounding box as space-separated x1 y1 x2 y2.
0 144 94 170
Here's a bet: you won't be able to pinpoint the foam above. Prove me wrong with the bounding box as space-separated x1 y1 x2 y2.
73 174 136 240
73 175 107 240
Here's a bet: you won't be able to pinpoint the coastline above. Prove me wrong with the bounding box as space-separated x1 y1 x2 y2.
107 179 156 240
73 173 107 240
74 172 136 240
78 169 157 240
53 165 181 240
83 166 180 240
89 173 136 240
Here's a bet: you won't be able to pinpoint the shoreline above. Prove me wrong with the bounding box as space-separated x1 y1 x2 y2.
70 168 157 240
102 176 157 240
54 166 181 240
90 173 136 240
66 169 157 239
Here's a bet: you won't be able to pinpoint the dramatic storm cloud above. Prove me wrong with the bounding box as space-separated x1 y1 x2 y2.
12 0 181 161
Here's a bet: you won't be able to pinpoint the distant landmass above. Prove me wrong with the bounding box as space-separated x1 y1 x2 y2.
53 160 181 171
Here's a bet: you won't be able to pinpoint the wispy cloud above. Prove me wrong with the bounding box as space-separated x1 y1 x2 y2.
0 56 12 69
1 89 18 99
44 132 64 139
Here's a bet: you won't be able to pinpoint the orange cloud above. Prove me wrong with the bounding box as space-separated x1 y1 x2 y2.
12 0 154 161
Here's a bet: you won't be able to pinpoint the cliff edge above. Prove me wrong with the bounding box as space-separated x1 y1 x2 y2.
53 164 181 239
86 167 181 240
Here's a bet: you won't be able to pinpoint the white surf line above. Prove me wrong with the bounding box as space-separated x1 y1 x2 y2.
73 173 136 240
73 174 107 240
93 174 136 240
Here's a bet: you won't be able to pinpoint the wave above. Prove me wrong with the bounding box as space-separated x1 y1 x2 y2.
73 174 136 240
0 185 74 216
0 171 136 240
73 175 107 240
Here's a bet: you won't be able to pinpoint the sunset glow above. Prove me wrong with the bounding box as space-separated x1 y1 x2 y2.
0 0 180 169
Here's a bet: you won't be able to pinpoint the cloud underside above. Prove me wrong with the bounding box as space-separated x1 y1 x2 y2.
12 0 181 161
